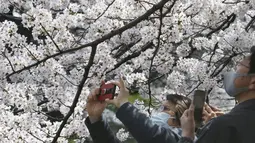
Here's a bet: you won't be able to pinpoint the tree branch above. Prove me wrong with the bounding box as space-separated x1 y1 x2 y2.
56 72 79 86
40 24 62 52
187 51 240 97
27 131 45 143
222 0 249 4
6 0 171 80
33 110 64 122
94 0 116 21
206 13 236 37
210 53 237 77
23 46 39 61
51 45 97 143
245 16 255 32
148 7 163 115
1 52 15 72
112 38 142 59
106 41 154 74
208 42 219 67
162 0 177 17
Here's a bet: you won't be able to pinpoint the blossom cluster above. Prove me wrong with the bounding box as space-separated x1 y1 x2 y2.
0 0 255 142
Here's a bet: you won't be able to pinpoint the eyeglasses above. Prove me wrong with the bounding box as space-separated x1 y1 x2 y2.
158 105 170 112
157 105 176 119
237 62 250 69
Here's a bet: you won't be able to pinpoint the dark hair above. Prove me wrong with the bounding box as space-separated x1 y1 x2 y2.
249 46 255 73
166 94 192 125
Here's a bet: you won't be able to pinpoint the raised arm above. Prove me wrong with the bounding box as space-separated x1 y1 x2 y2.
85 117 120 143
85 86 120 143
116 102 178 143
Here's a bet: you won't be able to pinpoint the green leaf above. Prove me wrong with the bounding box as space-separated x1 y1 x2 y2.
68 133 79 143
128 93 156 106
106 93 158 112
68 139 75 143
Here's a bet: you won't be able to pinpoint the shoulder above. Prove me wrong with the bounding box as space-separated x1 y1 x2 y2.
200 113 235 134
196 115 229 139
210 113 234 127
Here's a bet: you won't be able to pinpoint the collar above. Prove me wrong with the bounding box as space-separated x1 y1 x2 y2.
231 99 255 113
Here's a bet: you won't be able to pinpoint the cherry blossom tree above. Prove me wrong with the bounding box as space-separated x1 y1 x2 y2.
0 0 255 142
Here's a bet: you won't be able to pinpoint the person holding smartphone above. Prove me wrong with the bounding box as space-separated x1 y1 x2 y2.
84 77 196 143
181 48 255 143
150 94 193 139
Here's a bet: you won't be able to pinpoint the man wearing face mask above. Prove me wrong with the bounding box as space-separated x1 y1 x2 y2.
180 48 255 143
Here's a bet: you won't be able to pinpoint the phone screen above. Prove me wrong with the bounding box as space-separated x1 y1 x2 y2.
193 90 206 126
98 83 117 101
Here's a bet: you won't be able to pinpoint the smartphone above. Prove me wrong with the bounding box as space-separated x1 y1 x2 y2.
97 82 117 101
193 90 207 126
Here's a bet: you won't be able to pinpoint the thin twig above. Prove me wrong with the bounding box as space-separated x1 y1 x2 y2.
57 98 71 108
148 7 163 115
94 0 116 21
206 13 236 37
245 16 255 32
222 0 249 4
208 43 219 66
106 42 154 74
27 131 45 143
1 52 15 72
24 46 39 61
57 72 79 86
40 24 62 52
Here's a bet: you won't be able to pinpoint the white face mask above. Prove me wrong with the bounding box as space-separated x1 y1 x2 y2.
150 112 175 128
223 71 255 97
150 112 183 137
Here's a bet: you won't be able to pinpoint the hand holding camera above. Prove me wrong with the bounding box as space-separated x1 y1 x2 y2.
97 81 117 101
86 85 107 123
104 76 130 108
86 77 130 123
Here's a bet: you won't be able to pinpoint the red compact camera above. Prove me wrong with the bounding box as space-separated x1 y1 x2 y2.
97 81 117 101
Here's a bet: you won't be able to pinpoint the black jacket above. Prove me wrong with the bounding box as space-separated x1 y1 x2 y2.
85 99 255 143
196 99 255 143
85 102 193 143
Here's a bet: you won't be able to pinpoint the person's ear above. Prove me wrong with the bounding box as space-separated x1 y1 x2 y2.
167 117 179 127
248 76 255 90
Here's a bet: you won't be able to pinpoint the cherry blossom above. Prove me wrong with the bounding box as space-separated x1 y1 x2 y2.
0 0 254 142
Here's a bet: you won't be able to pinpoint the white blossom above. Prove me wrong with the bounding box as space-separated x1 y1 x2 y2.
0 0 254 142
116 128 129 142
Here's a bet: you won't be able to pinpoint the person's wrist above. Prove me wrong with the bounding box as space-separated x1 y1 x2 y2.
89 116 102 124
180 137 194 143
116 99 128 108
182 131 195 140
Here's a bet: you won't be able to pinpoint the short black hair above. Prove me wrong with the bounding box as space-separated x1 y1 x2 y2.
249 46 255 73
166 94 192 125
